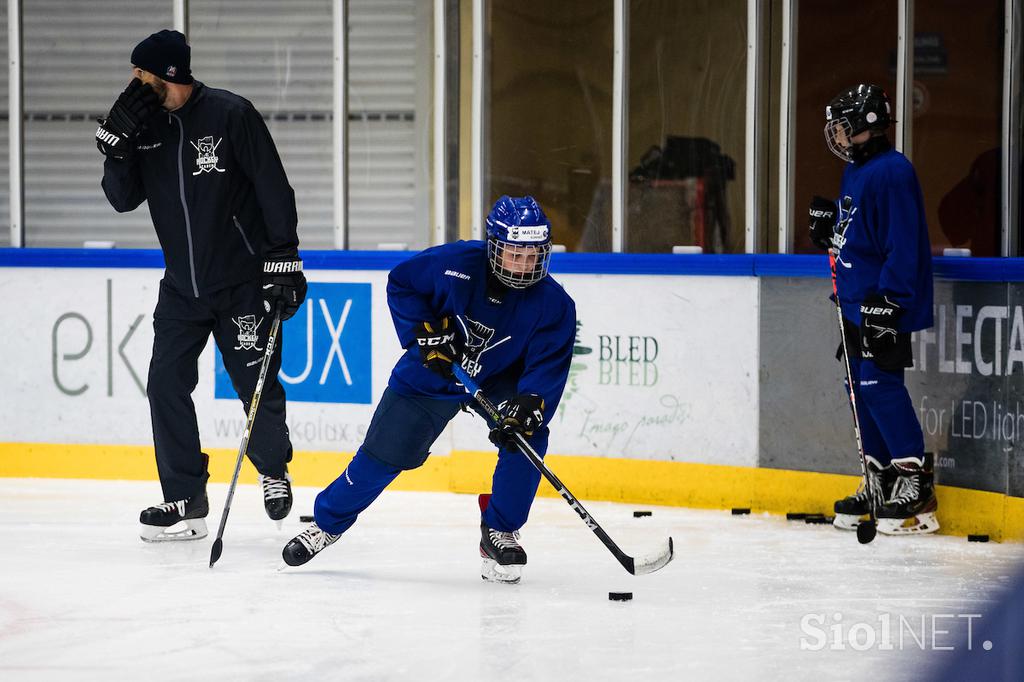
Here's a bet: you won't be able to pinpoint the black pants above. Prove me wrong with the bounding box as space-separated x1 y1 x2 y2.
148 277 292 501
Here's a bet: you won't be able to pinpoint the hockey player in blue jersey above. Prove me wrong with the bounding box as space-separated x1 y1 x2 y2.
808 84 937 535
282 196 576 582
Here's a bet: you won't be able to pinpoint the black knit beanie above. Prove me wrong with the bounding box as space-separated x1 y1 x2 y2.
131 30 193 85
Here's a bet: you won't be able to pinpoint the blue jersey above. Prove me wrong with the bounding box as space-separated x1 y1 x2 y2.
833 148 933 332
386 240 576 422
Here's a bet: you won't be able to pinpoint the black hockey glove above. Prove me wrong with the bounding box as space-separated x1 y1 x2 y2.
489 394 545 449
859 294 902 360
262 259 307 320
808 195 838 250
415 318 461 379
95 79 161 160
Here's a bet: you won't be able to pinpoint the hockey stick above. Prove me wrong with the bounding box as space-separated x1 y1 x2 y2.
452 363 674 575
209 303 284 567
828 247 877 545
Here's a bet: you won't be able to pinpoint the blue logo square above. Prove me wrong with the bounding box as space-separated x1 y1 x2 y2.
215 282 373 404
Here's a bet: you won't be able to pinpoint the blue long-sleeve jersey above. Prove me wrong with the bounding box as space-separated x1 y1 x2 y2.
386 241 576 423
833 148 934 332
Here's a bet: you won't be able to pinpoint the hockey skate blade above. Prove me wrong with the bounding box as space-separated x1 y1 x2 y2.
140 518 208 543
275 519 283 531
832 514 863 531
630 537 674 575
877 513 940 536
481 558 522 584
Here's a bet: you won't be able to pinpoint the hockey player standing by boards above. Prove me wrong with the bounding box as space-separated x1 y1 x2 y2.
98 30 306 541
808 84 937 535
282 196 576 584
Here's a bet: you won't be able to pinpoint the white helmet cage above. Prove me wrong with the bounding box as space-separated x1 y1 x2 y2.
487 238 552 289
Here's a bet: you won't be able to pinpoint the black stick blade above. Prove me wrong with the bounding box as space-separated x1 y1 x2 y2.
209 538 224 567
856 521 877 544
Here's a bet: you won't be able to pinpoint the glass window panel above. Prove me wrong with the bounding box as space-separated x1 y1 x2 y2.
791 0 897 254
487 0 613 252
22 1 172 247
191 0 334 248
627 0 746 254
915 0 1004 257
347 0 433 250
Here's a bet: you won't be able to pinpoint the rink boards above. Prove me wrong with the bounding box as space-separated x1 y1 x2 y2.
1 249 1022 540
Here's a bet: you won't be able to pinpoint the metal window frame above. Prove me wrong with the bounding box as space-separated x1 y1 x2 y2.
895 0 914 158
173 0 187 34
776 0 797 254
745 0 765 253
612 0 628 253
333 0 349 249
470 0 485 240
1002 0 1021 257
8 0 22 248
432 0 447 246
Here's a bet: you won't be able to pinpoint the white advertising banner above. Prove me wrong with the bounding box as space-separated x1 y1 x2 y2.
540 274 759 466
1 267 758 466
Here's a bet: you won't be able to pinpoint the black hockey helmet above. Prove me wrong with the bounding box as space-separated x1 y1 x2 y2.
824 84 892 162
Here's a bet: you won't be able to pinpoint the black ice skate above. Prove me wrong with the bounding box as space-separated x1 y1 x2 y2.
260 471 293 527
832 464 896 531
281 522 341 567
877 453 939 535
480 522 527 584
139 493 209 542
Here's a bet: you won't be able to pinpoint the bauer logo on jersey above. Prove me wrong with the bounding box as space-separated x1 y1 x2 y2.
191 136 226 175
215 282 373 404
232 314 264 351
507 224 549 243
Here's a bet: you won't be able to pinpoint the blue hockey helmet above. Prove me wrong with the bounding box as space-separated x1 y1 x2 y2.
484 195 552 289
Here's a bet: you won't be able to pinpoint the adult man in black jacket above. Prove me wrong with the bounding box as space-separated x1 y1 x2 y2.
98 30 305 542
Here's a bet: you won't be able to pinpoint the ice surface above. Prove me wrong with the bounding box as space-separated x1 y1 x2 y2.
1 478 1021 681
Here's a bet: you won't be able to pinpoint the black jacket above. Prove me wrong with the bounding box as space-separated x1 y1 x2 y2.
102 82 299 297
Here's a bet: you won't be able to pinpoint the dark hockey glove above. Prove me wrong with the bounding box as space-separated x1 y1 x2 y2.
859 294 902 359
808 195 838 250
95 79 161 160
489 394 545 449
262 259 307 320
415 318 461 379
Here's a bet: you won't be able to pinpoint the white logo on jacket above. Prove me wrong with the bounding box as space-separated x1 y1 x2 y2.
833 195 858 269
233 314 264 351
190 136 226 175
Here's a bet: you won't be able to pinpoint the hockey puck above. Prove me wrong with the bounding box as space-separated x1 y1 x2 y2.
609 592 633 601
731 508 751 515
786 513 808 521
299 515 315 523
633 511 653 518
968 534 990 543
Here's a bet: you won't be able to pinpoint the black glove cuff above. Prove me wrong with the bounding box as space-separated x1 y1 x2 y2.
264 260 303 274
